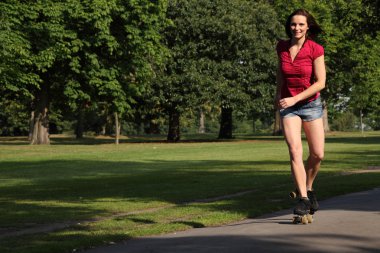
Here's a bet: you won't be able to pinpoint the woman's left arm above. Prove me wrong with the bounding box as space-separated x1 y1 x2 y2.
279 55 326 108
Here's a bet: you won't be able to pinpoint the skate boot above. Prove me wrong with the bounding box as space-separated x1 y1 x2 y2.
307 190 319 214
292 197 312 224
293 197 311 215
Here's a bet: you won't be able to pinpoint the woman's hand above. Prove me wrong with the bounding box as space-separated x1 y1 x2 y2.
279 97 297 109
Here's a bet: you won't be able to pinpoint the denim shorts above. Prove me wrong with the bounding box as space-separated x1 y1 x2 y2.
280 96 323 122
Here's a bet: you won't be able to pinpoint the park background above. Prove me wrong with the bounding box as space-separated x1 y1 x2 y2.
0 0 380 253
1 0 379 143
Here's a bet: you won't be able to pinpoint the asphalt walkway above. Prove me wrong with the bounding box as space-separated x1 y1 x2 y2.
84 188 380 253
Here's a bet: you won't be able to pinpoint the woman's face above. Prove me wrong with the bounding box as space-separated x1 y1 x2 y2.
290 15 309 39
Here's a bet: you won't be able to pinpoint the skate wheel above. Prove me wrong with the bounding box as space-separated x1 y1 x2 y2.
289 189 298 199
307 214 313 223
292 215 307 224
301 215 308 224
289 191 297 199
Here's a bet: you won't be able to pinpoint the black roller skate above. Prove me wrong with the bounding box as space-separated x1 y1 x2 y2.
307 190 319 215
292 197 313 224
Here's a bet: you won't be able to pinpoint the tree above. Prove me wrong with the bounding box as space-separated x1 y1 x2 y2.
3 1 76 144
1 0 168 144
0 1 40 137
149 0 211 141
194 1 282 139
153 0 282 141
64 0 169 143
349 0 380 130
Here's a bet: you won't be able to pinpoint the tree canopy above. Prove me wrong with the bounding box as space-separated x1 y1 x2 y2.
1 0 379 142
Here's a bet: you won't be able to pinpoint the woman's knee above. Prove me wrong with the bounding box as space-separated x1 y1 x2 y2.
288 145 303 160
310 151 324 161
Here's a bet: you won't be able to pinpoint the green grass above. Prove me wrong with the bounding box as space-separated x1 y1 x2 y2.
0 132 379 253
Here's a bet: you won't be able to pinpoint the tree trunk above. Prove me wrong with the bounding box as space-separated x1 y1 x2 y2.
101 114 113 136
28 111 35 141
167 108 180 142
273 110 282 136
101 126 106 135
149 121 160 134
114 112 120 145
100 107 107 135
75 106 84 139
30 107 50 145
30 85 50 145
144 114 161 134
198 109 206 134
218 107 233 139
360 109 364 134
322 100 330 133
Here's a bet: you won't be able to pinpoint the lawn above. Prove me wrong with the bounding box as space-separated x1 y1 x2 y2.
0 132 379 253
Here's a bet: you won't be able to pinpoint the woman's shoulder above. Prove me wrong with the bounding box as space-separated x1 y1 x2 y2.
306 39 324 49
306 39 324 58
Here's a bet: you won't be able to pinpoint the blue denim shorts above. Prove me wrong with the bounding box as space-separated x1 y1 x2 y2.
280 96 323 122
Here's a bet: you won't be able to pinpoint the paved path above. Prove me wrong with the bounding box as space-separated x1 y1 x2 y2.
84 188 380 253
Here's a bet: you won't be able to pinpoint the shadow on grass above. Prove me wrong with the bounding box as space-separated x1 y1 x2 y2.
2 134 379 146
49 135 283 145
324 149 380 170
1 157 379 228
0 157 379 253
325 135 380 145
0 137 30 146
0 134 285 146
50 135 226 145
0 159 291 225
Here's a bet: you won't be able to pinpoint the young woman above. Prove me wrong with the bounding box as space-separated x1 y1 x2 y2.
276 9 326 216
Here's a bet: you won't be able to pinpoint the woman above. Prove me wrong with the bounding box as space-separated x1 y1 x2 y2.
276 9 326 217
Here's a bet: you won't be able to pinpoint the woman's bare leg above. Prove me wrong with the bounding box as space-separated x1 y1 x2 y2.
303 118 325 190
282 116 307 198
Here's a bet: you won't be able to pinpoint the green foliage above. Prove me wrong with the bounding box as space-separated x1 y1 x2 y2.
1 0 169 137
147 0 282 136
0 100 30 136
0 0 379 135
62 0 169 115
330 111 357 131
0 1 40 109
